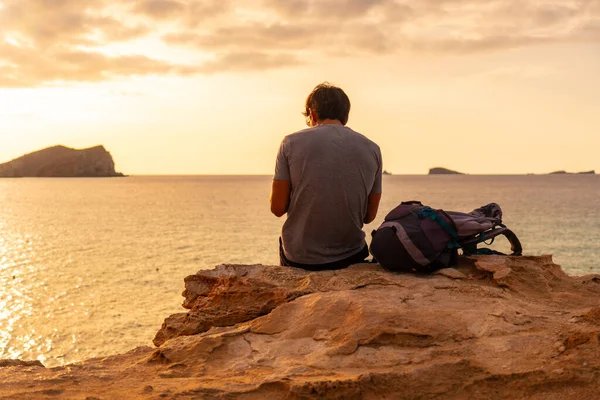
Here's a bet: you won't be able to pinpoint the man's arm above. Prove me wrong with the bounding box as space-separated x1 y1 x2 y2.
364 146 383 224
364 192 381 224
271 137 291 217
270 179 291 217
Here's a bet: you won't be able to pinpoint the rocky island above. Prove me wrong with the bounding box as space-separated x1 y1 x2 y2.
549 170 596 175
0 145 124 177
429 167 465 175
1 255 600 399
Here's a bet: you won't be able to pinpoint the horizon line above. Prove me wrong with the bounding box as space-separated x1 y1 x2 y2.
115 173 598 177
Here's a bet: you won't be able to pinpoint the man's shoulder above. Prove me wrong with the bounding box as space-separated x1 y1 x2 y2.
283 126 380 155
281 127 322 149
285 127 316 139
346 127 381 152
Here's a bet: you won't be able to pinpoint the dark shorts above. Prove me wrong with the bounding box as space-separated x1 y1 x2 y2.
279 237 369 271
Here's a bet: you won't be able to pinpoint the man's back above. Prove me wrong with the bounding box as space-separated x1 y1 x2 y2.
275 124 382 264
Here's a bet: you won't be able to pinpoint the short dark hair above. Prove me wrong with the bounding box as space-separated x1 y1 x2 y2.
302 83 351 125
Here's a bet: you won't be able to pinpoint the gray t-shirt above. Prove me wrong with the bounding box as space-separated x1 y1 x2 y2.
274 124 382 264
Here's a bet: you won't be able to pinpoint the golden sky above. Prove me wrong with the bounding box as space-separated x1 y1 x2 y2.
0 0 598 174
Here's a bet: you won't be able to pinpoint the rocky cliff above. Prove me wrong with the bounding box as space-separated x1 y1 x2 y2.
0 145 124 177
1 256 600 399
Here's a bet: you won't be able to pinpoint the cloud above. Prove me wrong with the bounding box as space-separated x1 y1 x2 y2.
164 23 327 51
133 0 186 19
0 0 149 48
161 0 600 60
197 51 304 74
264 0 391 19
0 41 195 87
0 0 598 87
131 0 229 26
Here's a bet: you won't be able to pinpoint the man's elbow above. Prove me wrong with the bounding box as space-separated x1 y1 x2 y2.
364 193 382 224
270 204 287 218
364 213 377 224
364 205 380 224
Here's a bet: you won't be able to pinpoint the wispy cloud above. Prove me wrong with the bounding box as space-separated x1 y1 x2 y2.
196 51 304 74
0 41 193 87
0 0 598 87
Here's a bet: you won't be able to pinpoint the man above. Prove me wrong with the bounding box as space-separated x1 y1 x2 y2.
270 83 383 270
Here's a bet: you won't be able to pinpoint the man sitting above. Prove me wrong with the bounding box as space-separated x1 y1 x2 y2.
270 83 383 270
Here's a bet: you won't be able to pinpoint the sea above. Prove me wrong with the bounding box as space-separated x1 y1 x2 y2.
0 175 599 367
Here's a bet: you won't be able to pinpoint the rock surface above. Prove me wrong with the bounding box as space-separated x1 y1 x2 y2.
0 145 124 177
1 256 600 399
428 167 465 175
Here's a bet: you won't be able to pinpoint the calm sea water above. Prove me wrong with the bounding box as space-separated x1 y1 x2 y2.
0 175 599 367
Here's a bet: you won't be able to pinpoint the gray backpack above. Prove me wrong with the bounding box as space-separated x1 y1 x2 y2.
370 201 522 273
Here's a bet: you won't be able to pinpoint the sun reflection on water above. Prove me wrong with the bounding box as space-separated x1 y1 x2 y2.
0 205 44 363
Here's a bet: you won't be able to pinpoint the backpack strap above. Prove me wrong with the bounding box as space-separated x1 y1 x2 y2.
460 227 523 256
415 207 461 249
502 228 523 256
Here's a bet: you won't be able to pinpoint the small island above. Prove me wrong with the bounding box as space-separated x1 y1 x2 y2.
549 170 596 175
428 167 465 175
0 145 125 178
383 170 392 175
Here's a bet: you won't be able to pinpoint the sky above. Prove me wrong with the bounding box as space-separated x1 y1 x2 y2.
0 0 599 175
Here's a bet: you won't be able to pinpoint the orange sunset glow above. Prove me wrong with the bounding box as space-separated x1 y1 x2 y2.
0 0 599 175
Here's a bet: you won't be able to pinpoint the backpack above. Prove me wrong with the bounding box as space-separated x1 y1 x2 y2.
369 201 522 273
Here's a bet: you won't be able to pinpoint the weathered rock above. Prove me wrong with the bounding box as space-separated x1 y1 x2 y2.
153 274 310 346
1 256 600 399
434 267 468 280
0 359 44 368
0 145 124 177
